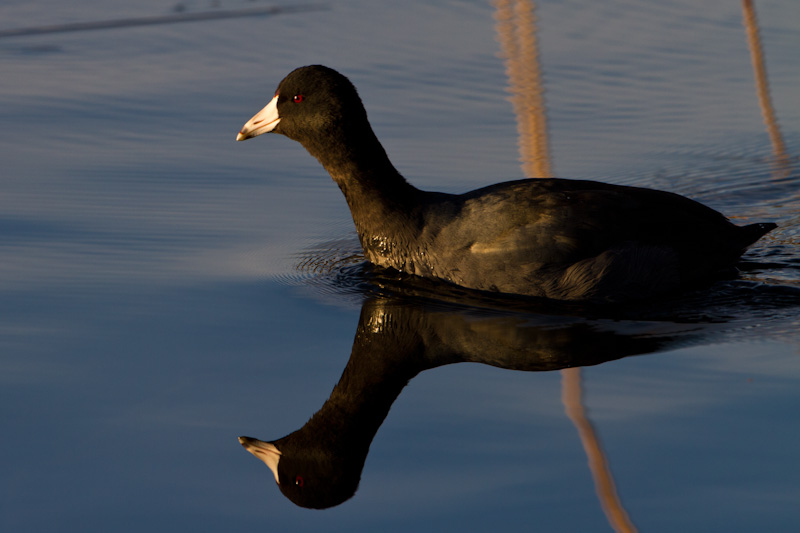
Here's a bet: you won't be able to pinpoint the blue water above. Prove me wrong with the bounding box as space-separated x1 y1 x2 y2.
1 1 799 531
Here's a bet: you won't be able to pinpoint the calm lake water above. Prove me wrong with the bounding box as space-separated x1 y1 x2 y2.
2 0 799 531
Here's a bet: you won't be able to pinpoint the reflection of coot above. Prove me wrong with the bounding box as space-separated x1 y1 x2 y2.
236 65 775 302
238 296 696 509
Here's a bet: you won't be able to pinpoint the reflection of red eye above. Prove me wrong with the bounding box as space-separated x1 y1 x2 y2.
292 94 304 103
295 476 304 487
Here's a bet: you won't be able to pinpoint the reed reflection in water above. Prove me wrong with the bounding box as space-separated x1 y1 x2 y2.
492 0 552 179
494 2 636 530
742 0 789 175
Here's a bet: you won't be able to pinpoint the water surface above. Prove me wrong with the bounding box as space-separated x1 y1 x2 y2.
1 0 799 531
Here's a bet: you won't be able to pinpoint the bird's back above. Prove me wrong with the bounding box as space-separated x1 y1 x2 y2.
403 179 774 301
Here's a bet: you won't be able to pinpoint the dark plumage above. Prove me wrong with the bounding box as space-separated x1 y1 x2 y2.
237 65 775 302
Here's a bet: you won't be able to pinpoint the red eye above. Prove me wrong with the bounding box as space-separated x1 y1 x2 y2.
292 94 304 103
295 475 304 487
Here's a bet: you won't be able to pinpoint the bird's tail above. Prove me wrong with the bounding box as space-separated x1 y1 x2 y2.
740 222 777 247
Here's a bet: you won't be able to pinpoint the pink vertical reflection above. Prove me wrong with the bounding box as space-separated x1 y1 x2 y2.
493 0 552 178
742 0 790 178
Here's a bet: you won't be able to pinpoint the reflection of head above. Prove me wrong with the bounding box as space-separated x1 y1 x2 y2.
240 432 366 509
275 448 363 509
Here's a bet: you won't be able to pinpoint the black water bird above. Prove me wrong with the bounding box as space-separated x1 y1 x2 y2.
236 65 775 302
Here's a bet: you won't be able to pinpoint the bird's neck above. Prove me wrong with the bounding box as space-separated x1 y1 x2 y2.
294 301 435 450
298 123 426 268
304 124 421 219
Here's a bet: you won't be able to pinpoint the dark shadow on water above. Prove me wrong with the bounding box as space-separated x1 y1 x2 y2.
241 260 800 509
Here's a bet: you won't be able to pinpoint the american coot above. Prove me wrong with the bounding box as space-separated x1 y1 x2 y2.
237 65 776 302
